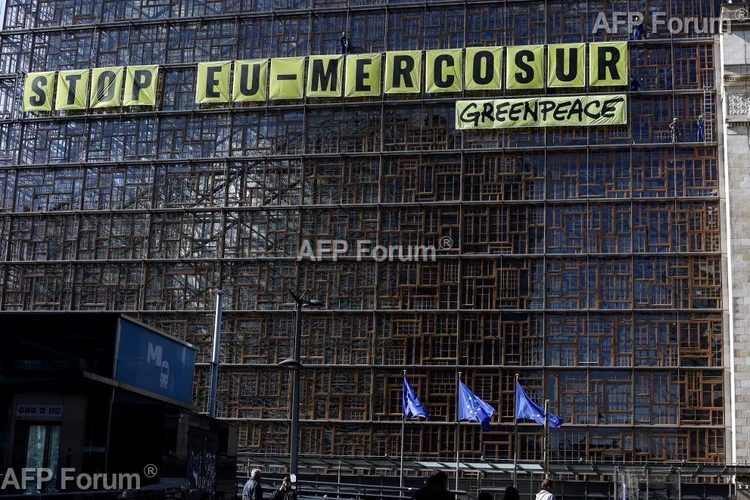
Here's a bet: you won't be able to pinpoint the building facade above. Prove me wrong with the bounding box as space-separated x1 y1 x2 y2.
0 0 729 490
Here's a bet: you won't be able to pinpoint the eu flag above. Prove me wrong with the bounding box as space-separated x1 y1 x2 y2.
458 381 496 431
515 381 562 428
403 376 429 419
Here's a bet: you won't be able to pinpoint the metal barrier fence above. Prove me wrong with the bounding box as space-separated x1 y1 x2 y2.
235 478 469 500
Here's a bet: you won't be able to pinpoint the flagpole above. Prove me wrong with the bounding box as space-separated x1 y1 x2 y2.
513 374 519 487
544 399 549 478
455 371 462 492
400 369 406 489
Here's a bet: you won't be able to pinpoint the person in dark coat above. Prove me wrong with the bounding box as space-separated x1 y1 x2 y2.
241 469 263 500
270 476 296 500
502 486 520 500
339 32 349 54
411 471 455 500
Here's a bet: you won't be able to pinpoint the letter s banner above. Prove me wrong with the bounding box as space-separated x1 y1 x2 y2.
455 94 627 129
506 45 544 90
23 71 55 112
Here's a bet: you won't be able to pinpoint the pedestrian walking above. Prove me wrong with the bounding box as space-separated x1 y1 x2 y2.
242 469 264 500
535 477 556 500
502 485 520 500
411 471 455 500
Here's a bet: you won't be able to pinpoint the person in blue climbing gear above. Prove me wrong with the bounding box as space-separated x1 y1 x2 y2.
669 118 680 143
339 31 349 54
696 115 705 142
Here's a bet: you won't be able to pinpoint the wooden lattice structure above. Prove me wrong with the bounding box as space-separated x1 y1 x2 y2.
0 0 724 470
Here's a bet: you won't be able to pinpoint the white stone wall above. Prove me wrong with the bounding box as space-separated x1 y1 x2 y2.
725 124 750 461
722 6 750 465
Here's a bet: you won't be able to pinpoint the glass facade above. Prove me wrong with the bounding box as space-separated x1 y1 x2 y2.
0 0 723 468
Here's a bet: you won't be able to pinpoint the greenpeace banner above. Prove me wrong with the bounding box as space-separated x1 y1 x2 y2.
456 94 627 129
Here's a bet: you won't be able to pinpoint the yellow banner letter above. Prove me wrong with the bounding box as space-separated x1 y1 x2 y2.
426 49 463 93
270 57 305 100
384 51 421 94
23 72 55 112
233 60 267 102
506 45 544 90
90 66 124 108
196 62 231 103
307 55 343 97
465 47 503 91
55 70 89 110
345 54 382 97
590 42 628 86
123 65 158 106
548 44 585 88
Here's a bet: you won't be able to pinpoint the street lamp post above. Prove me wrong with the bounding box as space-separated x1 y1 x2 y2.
282 290 324 482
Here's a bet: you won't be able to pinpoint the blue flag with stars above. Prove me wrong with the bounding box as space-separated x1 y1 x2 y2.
515 381 562 428
458 381 496 431
403 376 429 419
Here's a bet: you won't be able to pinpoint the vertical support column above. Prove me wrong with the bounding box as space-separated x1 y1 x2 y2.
209 290 223 418
290 299 303 479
